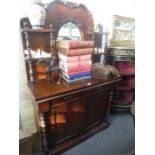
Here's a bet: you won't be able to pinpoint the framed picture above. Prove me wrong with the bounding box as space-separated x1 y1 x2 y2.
111 15 135 47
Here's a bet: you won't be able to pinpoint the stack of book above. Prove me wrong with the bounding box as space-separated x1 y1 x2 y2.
58 40 94 83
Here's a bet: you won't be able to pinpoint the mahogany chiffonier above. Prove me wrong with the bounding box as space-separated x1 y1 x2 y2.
20 1 121 154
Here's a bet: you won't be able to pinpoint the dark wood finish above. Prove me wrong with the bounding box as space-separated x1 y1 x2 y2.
20 1 121 154
85 88 111 130
45 0 94 40
21 22 56 82
28 77 121 154
23 25 35 82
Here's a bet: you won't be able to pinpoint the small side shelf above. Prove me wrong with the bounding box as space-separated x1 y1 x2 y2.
21 23 57 82
24 57 51 62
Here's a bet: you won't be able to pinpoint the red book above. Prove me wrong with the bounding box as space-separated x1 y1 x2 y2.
59 48 93 56
60 66 91 74
58 40 94 49
59 60 92 70
59 61 79 69
59 54 80 62
58 54 92 62
80 54 92 61
62 69 91 76
79 60 92 67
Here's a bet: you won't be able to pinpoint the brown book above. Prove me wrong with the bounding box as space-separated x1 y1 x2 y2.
58 40 94 49
59 48 93 56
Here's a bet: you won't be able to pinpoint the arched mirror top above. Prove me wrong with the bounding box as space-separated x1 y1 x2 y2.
44 0 94 40
57 21 81 41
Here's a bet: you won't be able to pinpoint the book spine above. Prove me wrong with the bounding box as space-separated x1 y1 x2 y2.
64 72 91 79
63 75 91 83
62 69 91 76
59 60 92 71
59 60 92 68
79 60 92 67
58 41 94 49
64 75 91 81
59 48 93 56
59 61 80 69
60 66 91 74
58 54 80 62
80 54 92 61
58 54 92 62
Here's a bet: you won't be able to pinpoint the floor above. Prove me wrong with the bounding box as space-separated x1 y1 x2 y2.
32 112 135 155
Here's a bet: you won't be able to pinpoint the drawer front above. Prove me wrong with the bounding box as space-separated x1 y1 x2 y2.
85 84 113 96
52 92 84 106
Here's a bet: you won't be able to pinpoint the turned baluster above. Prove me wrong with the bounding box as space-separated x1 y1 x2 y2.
49 24 55 81
40 112 50 154
23 22 35 82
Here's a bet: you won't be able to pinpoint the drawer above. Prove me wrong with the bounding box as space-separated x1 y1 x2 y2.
38 95 82 113
85 84 112 96
52 93 84 106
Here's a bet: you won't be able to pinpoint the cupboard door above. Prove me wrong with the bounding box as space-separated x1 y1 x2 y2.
49 96 85 145
85 88 111 130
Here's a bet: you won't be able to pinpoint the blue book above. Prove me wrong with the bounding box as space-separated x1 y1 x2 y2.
63 75 91 83
63 72 91 80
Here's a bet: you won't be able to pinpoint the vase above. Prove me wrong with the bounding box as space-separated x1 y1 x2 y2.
26 0 46 29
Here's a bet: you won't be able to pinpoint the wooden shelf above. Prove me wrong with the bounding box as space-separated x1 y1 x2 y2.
24 57 51 62
21 28 56 33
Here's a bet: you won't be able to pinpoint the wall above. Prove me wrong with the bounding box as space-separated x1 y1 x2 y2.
19 29 36 132
19 0 135 133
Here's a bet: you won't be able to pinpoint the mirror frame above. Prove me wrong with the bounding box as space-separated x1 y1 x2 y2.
44 0 94 41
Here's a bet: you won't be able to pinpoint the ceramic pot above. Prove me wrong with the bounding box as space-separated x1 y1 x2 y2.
26 0 46 29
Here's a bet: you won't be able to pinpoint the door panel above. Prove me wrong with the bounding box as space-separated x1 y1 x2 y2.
85 88 111 130
49 97 85 145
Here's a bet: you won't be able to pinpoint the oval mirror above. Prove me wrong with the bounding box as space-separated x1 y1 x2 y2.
57 22 81 41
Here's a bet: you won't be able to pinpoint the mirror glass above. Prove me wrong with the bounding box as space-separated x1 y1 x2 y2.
57 22 81 41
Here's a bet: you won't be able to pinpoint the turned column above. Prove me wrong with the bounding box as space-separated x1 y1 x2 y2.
23 22 35 82
49 24 57 81
39 112 50 154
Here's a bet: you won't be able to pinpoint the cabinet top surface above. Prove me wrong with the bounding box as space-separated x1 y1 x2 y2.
28 76 121 103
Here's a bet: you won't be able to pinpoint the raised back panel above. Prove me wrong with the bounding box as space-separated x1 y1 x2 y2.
45 1 94 40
